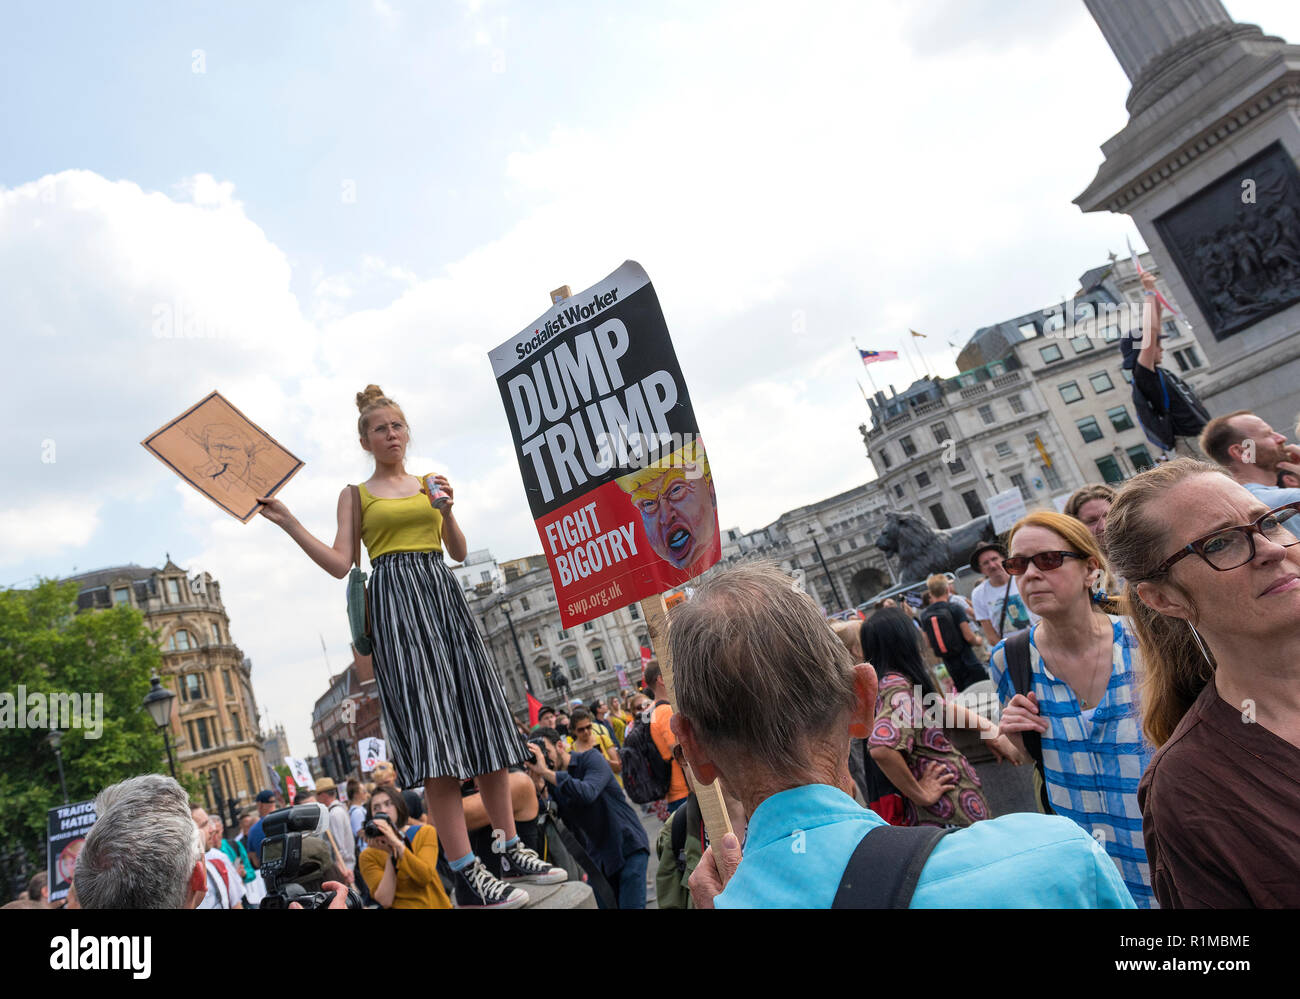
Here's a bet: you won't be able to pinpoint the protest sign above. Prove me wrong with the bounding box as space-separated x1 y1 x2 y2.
47 799 96 903
141 390 304 523
284 756 314 790
489 261 721 627
357 737 386 773
989 487 1028 535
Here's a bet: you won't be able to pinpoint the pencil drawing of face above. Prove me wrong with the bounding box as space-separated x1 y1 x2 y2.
189 423 270 493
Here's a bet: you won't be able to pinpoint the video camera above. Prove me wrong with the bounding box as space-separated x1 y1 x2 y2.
257 803 362 910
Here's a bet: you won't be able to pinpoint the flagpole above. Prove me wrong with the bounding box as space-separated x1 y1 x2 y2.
852 339 880 395
908 335 929 380
901 339 921 381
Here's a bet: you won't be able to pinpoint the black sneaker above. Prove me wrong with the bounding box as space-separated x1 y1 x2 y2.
498 841 567 885
454 857 529 909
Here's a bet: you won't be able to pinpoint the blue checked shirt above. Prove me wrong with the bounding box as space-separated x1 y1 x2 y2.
990 615 1156 908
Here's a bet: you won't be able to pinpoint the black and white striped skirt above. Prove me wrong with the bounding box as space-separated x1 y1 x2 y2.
368 550 528 787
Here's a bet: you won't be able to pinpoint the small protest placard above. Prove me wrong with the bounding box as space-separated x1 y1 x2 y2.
142 390 304 523
357 737 386 773
46 799 96 903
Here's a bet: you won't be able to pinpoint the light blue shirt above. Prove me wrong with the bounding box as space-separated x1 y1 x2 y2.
713 784 1135 909
1241 481 1300 538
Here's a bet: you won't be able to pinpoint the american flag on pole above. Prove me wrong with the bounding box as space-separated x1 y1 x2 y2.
859 348 899 365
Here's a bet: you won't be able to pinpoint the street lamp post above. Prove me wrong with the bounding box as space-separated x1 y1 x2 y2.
498 599 539 696
142 675 178 779
807 527 846 613
46 729 69 805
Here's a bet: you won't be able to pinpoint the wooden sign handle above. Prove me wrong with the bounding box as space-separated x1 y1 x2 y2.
639 593 734 845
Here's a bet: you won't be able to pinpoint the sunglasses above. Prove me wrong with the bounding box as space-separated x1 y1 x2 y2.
1156 502 1300 574
574 725 592 734
1003 551 1088 575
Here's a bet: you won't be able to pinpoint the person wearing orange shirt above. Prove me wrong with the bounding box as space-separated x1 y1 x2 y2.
644 663 689 813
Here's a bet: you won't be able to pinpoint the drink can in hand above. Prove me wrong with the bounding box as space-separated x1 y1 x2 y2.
424 474 450 510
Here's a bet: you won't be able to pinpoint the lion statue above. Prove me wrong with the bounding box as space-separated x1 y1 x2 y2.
874 510 996 583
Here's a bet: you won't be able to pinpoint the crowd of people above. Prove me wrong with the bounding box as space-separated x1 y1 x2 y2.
16 365 1300 909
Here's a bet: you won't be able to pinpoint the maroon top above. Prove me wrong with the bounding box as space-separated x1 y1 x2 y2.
1139 675 1300 908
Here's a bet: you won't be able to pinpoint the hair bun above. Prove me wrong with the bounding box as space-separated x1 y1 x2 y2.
356 384 386 412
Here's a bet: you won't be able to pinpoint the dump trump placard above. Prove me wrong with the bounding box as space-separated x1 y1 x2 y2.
489 261 720 627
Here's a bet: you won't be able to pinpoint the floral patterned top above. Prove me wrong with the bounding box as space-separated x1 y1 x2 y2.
868 672 989 828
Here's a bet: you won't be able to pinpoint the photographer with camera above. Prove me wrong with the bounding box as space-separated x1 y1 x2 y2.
527 726 649 909
359 786 452 909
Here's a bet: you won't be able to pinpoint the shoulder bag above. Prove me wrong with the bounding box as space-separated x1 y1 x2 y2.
346 485 373 655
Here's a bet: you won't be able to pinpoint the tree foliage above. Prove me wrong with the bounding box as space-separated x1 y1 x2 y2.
0 579 202 899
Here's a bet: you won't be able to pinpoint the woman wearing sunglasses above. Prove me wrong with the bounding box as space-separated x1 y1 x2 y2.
987 510 1155 907
1106 459 1300 907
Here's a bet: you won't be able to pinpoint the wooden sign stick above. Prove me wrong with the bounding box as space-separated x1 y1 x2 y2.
639 593 734 845
547 281 733 847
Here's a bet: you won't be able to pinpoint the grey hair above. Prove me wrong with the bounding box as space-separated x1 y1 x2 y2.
668 561 858 782
74 774 203 909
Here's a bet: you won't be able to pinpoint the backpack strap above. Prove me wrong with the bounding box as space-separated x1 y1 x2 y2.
832 825 954 909
997 577 1012 636
349 485 363 569
670 796 690 873
1003 627 1052 814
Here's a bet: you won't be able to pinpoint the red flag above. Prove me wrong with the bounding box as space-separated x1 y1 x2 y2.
640 646 652 667
286 775 297 804
526 690 543 727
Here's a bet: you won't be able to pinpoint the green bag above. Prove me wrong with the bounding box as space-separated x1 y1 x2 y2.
347 485 372 655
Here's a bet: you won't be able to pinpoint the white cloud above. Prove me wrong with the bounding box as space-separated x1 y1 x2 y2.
0 498 102 566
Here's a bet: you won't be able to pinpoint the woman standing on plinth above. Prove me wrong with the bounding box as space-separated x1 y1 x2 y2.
259 385 564 908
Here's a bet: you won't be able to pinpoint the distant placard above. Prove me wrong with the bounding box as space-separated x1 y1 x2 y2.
357 737 386 773
989 488 1028 535
47 800 96 903
142 390 304 523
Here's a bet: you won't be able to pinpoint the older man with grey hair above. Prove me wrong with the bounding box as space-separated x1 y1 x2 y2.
73 774 207 909
668 562 1136 909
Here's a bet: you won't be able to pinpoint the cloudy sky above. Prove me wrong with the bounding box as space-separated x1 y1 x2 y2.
5 0 1298 758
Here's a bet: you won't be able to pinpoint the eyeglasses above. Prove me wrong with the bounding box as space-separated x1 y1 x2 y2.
1002 551 1088 575
574 725 592 734
1156 502 1300 574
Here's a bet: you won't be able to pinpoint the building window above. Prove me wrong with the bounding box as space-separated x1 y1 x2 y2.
962 491 984 518
168 629 192 652
1076 417 1104 443
994 441 1012 459
1070 335 1095 353
1018 322 1037 339
1040 344 1063 364
989 361 1006 376
915 471 931 489
1089 371 1114 394
1095 455 1124 484
1127 445 1155 472
1010 473 1031 501
222 670 233 697
583 621 594 632
243 760 255 796
112 586 131 606
520 597 530 612
230 711 243 742
531 631 542 649
1173 347 1202 372
1058 381 1083 403
894 484 905 499
592 647 607 672
848 537 858 549
1162 319 1180 340
196 717 212 750
947 457 966 474
556 626 569 640
628 603 640 620
833 542 842 555
1041 462 1063 490
929 504 951 530
1107 405 1135 432
931 422 949 445
1008 394 1025 414
900 435 917 457
880 448 892 469
166 578 181 604
564 653 582 679
480 570 491 583
182 673 204 703
977 404 995 425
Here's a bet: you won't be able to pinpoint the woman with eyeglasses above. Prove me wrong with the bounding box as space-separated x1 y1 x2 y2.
987 510 1156 907
1106 459 1300 907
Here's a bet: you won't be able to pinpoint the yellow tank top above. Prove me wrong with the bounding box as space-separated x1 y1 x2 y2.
358 478 443 560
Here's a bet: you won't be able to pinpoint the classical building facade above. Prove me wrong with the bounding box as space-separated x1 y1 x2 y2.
71 559 269 817
862 255 1211 528
310 646 383 783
